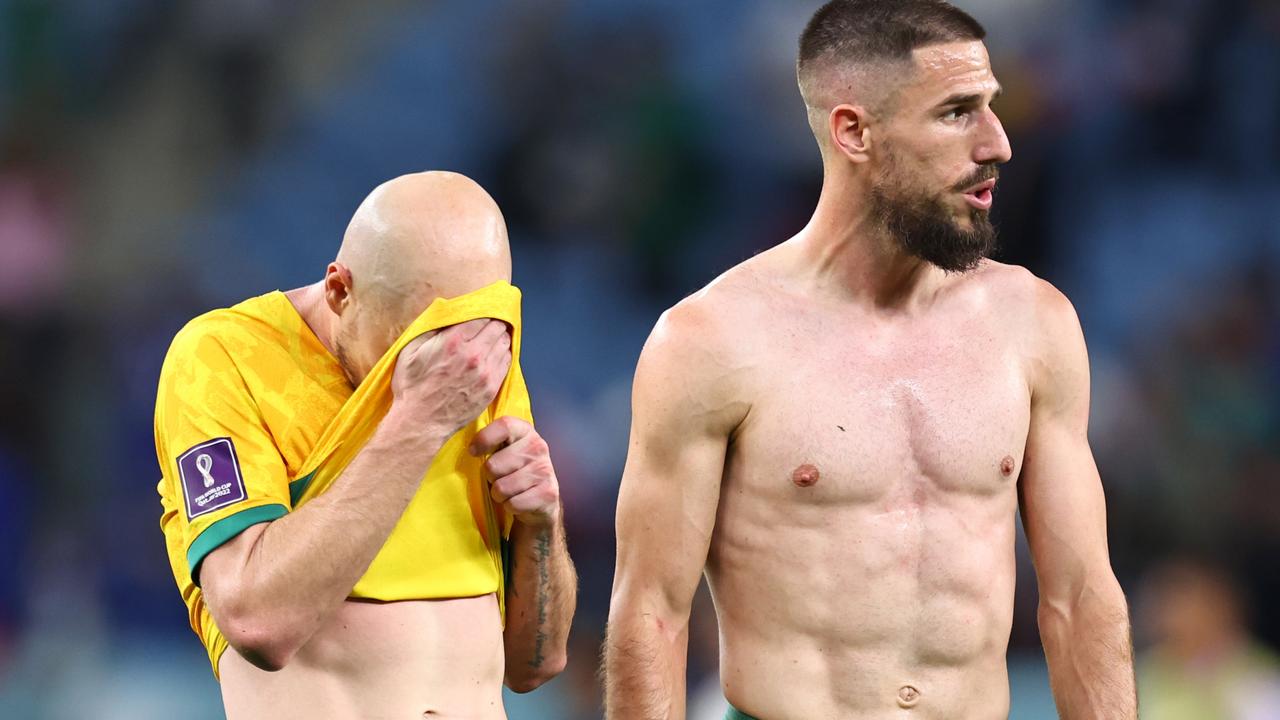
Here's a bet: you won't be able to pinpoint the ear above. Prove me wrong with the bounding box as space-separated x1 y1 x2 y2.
323 263 354 316
829 104 874 163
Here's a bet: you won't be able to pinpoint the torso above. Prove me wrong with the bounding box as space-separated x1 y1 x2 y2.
701 248 1036 719
218 594 507 720
211 290 509 718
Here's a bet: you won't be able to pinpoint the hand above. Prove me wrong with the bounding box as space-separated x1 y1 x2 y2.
470 416 561 527
391 319 512 437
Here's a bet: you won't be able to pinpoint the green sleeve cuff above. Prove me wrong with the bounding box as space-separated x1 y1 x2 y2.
187 503 288 586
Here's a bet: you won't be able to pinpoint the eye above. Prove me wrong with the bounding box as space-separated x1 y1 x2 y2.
942 107 968 122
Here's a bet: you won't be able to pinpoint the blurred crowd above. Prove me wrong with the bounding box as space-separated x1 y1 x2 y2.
1 0 1277 718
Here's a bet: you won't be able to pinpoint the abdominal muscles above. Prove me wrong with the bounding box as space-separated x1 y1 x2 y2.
708 474 1018 715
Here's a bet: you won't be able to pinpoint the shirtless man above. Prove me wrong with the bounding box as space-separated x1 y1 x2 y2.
605 2 1135 718
155 172 576 719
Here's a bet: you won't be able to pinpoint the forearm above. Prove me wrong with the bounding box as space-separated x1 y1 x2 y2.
502 510 576 691
1039 579 1136 719
224 407 446 654
604 600 689 720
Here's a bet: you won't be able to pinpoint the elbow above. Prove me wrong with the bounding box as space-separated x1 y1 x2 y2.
223 619 303 672
505 652 568 693
1037 574 1129 640
215 599 308 672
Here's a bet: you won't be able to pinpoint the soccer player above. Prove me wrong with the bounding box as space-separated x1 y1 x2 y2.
605 2 1135 718
155 172 576 719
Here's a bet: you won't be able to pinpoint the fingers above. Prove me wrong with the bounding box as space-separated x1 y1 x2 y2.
484 327 512 370
481 429 546 476
451 318 494 341
500 473 560 520
470 319 510 349
412 319 507 357
398 332 432 359
489 464 541 504
471 416 533 457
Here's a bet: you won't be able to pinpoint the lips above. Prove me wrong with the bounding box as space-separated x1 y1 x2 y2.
961 178 996 210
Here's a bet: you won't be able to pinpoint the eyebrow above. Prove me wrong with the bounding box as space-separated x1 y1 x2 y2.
937 85 1003 108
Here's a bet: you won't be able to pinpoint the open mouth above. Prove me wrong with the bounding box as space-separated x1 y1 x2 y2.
962 179 996 210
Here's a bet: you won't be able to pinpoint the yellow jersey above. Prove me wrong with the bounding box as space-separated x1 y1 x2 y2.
155 282 530 677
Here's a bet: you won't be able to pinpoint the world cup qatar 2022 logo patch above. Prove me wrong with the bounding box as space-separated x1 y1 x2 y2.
178 437 248 520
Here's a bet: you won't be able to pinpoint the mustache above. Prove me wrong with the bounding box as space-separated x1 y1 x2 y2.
951 165 1000 192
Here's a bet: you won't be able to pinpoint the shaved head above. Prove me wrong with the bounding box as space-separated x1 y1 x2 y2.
325 171 512 384
337 171 511 314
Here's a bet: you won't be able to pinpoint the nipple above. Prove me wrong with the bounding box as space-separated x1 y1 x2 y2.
791 463 820 487
1000 455 1015 477
897 685 921 708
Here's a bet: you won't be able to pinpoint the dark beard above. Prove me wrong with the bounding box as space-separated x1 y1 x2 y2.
869 167 999 273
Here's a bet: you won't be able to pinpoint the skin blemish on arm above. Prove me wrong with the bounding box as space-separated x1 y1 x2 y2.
792 464 820 487
1000 455 1015 477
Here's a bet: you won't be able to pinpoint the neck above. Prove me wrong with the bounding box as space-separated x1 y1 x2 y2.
285 282 340 358
793 168 944 310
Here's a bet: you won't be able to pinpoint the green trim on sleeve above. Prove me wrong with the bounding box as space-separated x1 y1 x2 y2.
288 470 316 505
187 503 288 586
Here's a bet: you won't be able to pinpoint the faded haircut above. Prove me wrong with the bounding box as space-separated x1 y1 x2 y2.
799 0 985 72
797 0 986 139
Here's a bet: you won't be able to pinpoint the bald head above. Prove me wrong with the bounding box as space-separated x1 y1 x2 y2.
322 171 513 384
337 171 512 313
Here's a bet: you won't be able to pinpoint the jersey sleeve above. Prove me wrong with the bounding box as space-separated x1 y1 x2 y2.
155 319 291 586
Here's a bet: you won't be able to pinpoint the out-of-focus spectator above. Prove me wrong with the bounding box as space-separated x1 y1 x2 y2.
1137 557 1280 720
0 128 69 317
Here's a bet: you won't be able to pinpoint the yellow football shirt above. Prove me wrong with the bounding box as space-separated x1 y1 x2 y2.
155 283 530 677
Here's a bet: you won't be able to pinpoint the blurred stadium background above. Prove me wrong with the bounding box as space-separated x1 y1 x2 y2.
0 0 1278 717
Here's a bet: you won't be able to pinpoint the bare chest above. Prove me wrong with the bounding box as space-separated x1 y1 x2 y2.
726 316 1030 508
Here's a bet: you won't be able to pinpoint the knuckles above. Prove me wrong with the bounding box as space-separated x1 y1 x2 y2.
525 435 548 456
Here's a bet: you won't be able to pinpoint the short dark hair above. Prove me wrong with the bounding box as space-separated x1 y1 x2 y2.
798 0 986 73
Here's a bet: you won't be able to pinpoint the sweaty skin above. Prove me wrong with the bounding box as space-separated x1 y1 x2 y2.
607 38 1132 719
692 254 1032 718
201 172 575 719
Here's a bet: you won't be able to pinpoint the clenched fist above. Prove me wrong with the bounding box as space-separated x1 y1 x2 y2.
469 416 561 527
391 318 512 438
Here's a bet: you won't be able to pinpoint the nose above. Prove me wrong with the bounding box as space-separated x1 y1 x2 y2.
975 107 1012 165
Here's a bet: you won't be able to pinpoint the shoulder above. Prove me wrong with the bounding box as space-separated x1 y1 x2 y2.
633 263 763 426
964 260 1081 337
968 261 1090 405
644 260 767 372
162 294 290 381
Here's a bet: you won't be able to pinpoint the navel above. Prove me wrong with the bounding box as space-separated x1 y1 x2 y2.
1000 455 1016 477
897 685 921 708
791 463 820 487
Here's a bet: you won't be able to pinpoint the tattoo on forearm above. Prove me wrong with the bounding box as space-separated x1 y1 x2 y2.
528 529 552 668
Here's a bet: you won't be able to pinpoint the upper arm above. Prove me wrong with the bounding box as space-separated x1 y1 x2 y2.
1018 281 1118 604
611 304 747 623
155 321 292 596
